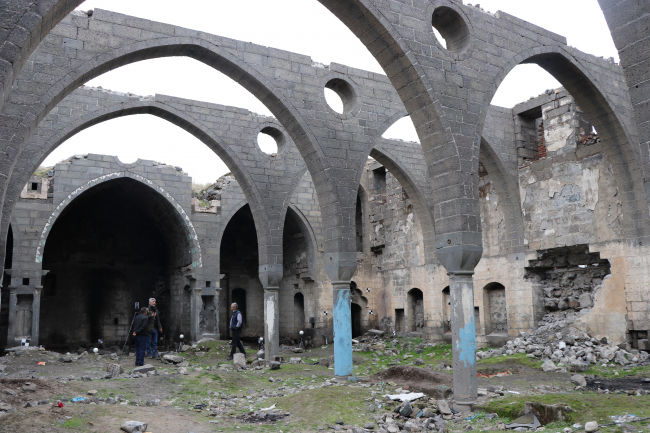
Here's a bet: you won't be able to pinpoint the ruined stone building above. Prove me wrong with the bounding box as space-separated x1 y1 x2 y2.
1 0 649 411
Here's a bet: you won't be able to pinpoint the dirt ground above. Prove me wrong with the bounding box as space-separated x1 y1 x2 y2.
0 338 649 433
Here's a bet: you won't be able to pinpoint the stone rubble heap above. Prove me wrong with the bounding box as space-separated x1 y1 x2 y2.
477 311 650 371
194 174 235 202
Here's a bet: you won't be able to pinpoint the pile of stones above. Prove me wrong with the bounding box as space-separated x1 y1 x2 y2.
477 311 650 371
194 174 235 202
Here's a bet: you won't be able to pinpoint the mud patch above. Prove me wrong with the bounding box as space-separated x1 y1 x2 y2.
586 377 650 392
374 366 453 399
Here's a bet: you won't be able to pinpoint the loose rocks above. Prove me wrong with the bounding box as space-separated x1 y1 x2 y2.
120 420 148 432
233 353 246 370
162 354 183 364
131 365 155 375
570 374 587 387
584 421 598 432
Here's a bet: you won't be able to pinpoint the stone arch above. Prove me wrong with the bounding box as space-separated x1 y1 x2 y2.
317 1 468 245
0 35 326 273
0 0 84 112
407 288 425 332
479 136 525 256
483 45 649 237
15 99 271 269
286 204 318 278
370 146 437 265
35 172 201 268
215 199 250 256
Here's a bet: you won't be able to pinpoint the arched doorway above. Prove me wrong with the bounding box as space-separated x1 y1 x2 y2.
220 204 261 339
407 288 424 332
351 303 362 338
294 292 305 333
442 286 451 340
0 225 12 350
483 282 508 345
40 178 191 350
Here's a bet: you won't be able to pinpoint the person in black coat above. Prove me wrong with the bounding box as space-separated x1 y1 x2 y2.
132 307 149 366
227 303 246 360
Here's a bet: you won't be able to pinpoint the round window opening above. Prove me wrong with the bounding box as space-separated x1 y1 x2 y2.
324 78 356 115
257 126 285 155
431 6 470 53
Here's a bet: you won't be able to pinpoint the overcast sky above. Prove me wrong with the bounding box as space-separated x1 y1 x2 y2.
39 0 619 184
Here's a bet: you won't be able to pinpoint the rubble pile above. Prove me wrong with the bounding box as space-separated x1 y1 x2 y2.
478 311 650 371
194 174 235 202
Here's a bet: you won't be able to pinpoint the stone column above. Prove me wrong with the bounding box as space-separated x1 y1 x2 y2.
259 264 282 362
325 252 357 377
31 286 42 346
190 287 202 342
449 273 477 411
332 282 353 376
6 286 17 346
437 238 483 413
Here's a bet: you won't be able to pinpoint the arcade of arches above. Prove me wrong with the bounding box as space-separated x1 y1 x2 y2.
1 1 650 411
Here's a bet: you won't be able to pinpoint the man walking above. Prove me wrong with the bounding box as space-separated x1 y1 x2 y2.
227 303 246 360
146 298 163 359
132 307 149 366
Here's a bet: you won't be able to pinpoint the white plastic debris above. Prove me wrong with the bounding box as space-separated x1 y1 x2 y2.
384 392 425 402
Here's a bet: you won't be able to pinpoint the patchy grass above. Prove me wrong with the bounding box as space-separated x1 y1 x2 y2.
477 353 543 369
484 392 650 429
583 363 650 379
62 417 86 429
254 386 372 431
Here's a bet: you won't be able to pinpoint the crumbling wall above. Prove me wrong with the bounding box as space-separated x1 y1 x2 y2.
525 245 611 315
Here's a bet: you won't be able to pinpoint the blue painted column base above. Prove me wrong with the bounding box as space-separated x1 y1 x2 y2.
449 273 478 413
333 284 353 377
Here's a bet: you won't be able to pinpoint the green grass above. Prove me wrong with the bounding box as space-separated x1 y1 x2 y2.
477 353 543 369
62 417 86 429
582 363 650 378
484 392 650 429
253 385 373 431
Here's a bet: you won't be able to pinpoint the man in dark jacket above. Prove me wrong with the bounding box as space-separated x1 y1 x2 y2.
146 298 163 359
132 307 149 366
227 303 246 360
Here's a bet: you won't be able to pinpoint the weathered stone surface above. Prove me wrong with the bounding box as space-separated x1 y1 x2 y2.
131 365 155 375
21 383 36 392
269 361 281 370
233 353 246 369
584 421 598 432
162 354 183 364
120 421 148 432
106 363 123 379
570 374 587 387
437 400 451 415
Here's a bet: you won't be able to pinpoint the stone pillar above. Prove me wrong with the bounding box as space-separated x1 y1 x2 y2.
449 273 477 411
437 238 483 413
6 286 17 346
332 282 353 376
325 252 357 377
190 287 202 342
31 286 42 346
259 264 282 362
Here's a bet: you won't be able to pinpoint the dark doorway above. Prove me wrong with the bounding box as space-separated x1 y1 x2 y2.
1 225 13 350
220 205 261 338
351 303 362 338
294 292 305 333
41 178 189 350
231 288 247 326
395 308 405 333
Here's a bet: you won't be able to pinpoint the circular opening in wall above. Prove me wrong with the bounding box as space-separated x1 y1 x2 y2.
324 78 356 115
431 6 470 53
257 126 285 155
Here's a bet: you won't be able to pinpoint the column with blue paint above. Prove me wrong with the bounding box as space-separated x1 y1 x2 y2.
449 273 478 413
333 283 353 376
